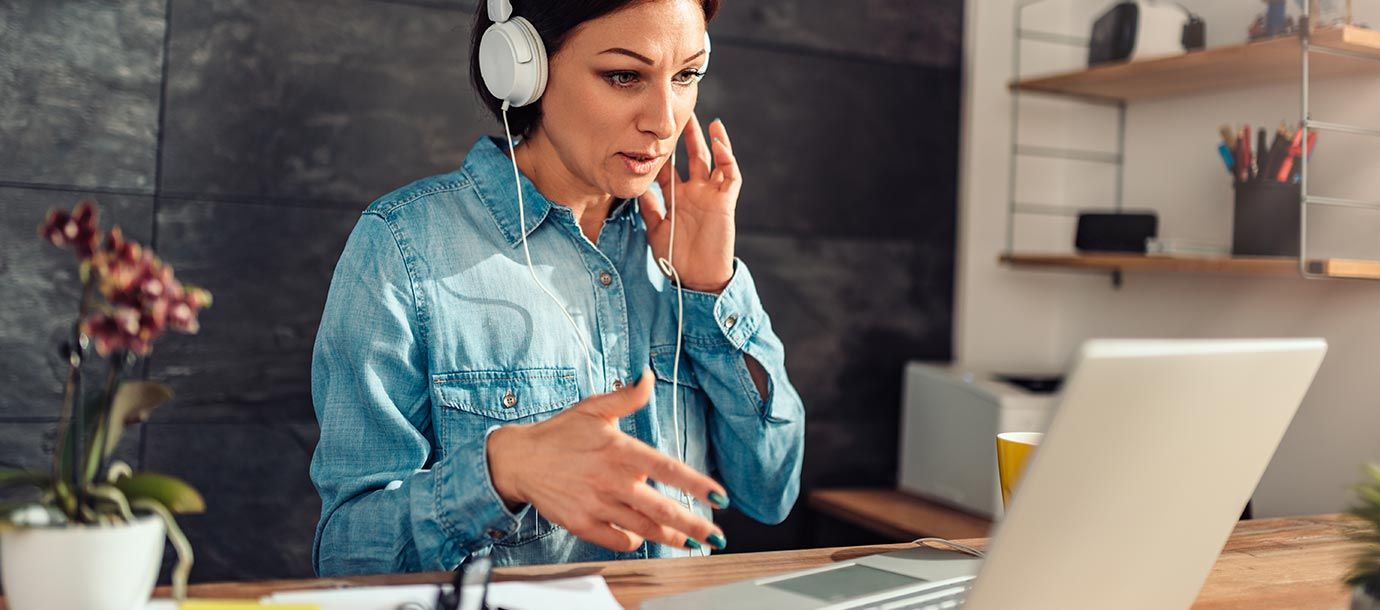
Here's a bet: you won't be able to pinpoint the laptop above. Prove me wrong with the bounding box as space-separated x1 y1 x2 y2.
644 339 1327 610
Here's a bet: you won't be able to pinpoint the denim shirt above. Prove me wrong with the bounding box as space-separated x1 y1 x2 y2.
309 135 805 576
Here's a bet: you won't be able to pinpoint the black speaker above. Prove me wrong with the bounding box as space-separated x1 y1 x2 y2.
1075 211 1158 253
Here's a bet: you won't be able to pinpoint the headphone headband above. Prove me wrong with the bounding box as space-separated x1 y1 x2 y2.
487 0 513 22
479 2 711 109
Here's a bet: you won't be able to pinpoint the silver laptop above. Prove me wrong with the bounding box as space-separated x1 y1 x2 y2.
644 339 1327 610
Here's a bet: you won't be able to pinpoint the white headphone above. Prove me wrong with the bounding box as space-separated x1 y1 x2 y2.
478 0 711 109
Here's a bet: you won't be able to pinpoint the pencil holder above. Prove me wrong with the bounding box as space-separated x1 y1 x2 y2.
1232 180 1301 257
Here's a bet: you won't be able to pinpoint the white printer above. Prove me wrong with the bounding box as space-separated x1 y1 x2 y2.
898 363 1061 519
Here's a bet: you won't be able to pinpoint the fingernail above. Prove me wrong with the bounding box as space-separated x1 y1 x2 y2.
713 117 723 126
707 532 727 550
684 538 703 550
708 490 729 509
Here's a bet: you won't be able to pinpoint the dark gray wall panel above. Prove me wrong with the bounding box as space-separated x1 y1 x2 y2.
142 421 320 582
719 233 952 551
0 188 154 419
711 0 963 68
0 1 165 190
148 199 360 422
695 44 961 241
160 0 491 205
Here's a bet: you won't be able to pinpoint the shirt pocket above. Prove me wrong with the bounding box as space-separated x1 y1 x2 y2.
431 367 580 548
649 348 701 391
649 348 710 474
432 367 580 423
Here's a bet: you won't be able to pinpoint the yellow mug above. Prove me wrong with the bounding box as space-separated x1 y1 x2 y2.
996 432 1043 509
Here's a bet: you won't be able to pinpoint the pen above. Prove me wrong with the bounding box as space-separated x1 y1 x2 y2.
1220 125 1237 151
1263 126 1288 179
1289 130 1319 183
1256 127 1267 180
1238 124 1252 183
1218 142 1236 175
1276 127 1305 183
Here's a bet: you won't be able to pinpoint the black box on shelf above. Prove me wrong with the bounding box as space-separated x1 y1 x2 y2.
1075 211 1158 253
1232 180 1301 257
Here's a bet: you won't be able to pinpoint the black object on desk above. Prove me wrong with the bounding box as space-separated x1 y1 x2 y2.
1075 211 1159 253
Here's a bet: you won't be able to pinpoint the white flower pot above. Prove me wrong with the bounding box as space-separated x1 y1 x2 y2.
1 514 165 610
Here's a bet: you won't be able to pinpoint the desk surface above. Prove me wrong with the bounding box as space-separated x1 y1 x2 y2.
21 513 1356 610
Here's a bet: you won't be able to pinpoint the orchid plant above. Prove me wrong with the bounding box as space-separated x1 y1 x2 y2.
0 200 213 599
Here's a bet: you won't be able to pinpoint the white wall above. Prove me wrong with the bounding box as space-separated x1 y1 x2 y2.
957 0 1380 517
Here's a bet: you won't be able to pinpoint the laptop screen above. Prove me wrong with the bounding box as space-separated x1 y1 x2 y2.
764 564 927 602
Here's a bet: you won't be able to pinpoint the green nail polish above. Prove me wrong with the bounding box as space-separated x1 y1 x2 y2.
708 491 730 509
685 538 703 550
707 532 727 550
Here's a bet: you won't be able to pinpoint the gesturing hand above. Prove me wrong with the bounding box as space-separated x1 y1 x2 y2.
638 114 742 294
486 368 727 551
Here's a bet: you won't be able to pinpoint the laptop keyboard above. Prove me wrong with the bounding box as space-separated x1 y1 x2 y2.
851 583 969 610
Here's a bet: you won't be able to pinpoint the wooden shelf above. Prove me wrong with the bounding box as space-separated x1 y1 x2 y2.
1000 252 1380 280
1012 26 1380 102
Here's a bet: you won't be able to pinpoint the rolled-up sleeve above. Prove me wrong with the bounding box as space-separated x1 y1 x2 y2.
674 258 805 524
310 213 527 576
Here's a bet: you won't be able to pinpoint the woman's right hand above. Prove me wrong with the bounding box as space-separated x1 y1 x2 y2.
486 368 728 552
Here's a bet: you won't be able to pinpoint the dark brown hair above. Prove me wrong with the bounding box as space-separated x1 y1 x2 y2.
469 0 720 137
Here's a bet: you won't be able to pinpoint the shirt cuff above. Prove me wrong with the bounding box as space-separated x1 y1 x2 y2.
428 424 530 552
677 257 765 351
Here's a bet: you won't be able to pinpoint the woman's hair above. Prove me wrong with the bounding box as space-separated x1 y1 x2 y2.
469 0 720 137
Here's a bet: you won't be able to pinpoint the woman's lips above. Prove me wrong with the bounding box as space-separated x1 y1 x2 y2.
618 153 660 175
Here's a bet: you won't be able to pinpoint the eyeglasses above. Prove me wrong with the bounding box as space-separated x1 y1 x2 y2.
395 555 493 610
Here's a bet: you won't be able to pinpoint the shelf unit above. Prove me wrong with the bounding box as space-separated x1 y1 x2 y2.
1003 1 1380 284
1001 253 1380 281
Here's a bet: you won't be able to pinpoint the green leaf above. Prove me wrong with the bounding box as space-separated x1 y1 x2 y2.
0 468 50 492
97 381 172 459
78 381 174 484
114 473 204 514
57 388 105 492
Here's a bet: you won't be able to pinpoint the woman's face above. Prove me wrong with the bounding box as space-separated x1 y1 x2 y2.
535 0 708 200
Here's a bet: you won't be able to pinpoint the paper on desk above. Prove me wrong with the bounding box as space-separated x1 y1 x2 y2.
262 575 622 610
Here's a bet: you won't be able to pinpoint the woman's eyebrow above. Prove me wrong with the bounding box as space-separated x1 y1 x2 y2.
598 48 707 65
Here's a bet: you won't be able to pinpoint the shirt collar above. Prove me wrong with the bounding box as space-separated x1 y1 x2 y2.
464 135 640 249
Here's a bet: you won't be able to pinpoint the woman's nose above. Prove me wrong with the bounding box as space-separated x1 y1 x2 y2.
638 85 678 141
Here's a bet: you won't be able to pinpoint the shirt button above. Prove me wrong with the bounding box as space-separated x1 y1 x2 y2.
612 379 624 390
598 271 613 287
502 390 518 408
723 314 738 329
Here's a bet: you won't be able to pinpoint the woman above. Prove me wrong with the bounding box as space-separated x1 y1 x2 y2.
309 0 804 575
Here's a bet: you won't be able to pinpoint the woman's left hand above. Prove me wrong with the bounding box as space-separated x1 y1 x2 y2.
638 113 741 293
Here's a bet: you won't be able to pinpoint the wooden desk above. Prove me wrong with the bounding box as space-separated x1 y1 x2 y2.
808 488 993 541
10 514 1354 610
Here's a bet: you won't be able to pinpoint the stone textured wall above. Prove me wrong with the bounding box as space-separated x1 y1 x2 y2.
0 0 961 582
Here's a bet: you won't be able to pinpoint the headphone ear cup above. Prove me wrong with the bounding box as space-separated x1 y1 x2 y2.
478 17 548 108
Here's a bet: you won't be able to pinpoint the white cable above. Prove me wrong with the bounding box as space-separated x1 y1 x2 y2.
502 102 597 388
655 152 698 557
